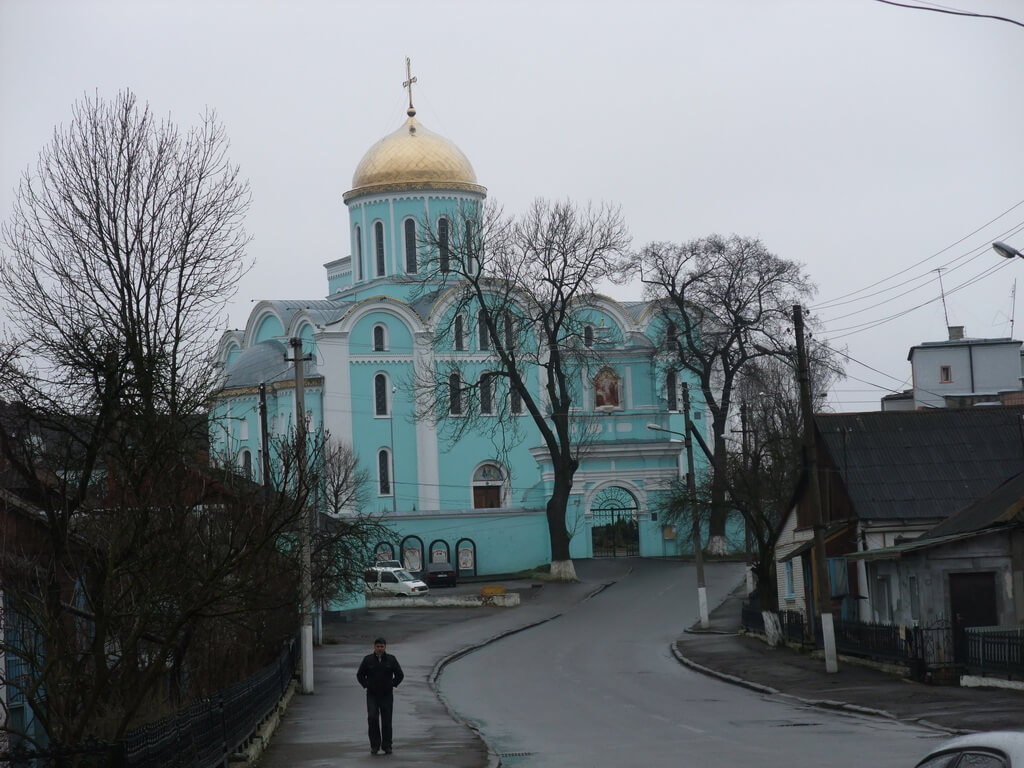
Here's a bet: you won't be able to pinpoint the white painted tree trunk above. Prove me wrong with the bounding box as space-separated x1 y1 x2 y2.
549 559 578 582
706 534 730 556
821 612 839 673
763 611 782 647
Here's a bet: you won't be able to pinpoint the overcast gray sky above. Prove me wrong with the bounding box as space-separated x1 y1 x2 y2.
3 0 1023 412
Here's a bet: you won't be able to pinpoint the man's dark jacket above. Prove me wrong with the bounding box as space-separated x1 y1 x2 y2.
357 652 404 696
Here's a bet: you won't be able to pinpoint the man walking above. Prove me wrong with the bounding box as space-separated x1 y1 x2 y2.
356 637 404 755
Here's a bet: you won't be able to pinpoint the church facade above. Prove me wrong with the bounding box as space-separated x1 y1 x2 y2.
209 91 720 580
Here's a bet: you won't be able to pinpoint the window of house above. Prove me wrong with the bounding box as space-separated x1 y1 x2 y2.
404 218 417 273
584 325 594 348
940 365 953 383
784 560 795 598
454 315 465 351
449 373 463 415
594 367 620 408
666 371 678 411
438 217 450 273
374 373 389 416
375 221 385 276
373 324 386 352
908 575 921 624
378 449 391 495
355 225 363 281
874 575 892 623
478 311 490 351
480 372 494 415
510 386 523 415
503 312 514 350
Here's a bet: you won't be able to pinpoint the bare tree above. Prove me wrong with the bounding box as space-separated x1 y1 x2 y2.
413 199 631 581
627 235 815 554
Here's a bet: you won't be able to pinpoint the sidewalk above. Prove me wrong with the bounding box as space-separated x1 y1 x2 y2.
673 584 1024 734
255 559 633 767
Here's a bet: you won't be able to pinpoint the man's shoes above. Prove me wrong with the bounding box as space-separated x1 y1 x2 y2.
370 748 379 755
384 748 392 754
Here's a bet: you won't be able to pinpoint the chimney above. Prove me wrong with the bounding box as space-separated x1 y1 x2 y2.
948 325 964 341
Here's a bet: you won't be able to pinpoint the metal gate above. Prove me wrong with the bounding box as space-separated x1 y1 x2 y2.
590 487 639 558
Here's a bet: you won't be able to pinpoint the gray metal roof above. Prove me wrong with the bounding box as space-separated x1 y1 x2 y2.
222 340 321 389
815 407 1024 521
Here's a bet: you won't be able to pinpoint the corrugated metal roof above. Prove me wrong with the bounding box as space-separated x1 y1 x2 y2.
815 407 1024 521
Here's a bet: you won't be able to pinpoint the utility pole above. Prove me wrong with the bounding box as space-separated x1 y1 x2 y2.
288 338 315 693
681 382 709 629
740 400 754 597
258 382 271 491
793 305 838 673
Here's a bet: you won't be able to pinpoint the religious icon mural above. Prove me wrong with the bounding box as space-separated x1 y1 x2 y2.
594 367 620 408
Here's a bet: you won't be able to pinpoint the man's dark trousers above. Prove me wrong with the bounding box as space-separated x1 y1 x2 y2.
366 691 394 752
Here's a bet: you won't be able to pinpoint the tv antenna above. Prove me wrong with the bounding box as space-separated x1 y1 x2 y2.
934 268 950 328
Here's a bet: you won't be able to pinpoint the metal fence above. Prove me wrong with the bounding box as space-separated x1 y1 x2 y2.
966 626 1024 681
1 640 296 768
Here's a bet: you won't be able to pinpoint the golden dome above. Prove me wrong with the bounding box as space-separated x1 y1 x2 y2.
344 112 486 202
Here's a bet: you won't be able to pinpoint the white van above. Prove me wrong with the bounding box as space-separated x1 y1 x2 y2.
364 567 429 597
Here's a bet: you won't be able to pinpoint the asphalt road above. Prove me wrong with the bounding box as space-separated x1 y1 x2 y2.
439 559 946 768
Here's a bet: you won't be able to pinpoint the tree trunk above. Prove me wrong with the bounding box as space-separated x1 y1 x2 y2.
706 436 731 555
546 464 577 581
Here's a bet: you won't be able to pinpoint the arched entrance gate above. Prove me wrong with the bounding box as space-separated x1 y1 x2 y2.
589 487 639 558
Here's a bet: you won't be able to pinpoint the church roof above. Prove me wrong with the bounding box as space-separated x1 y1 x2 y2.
344 112 486 202
261 299 347 329
222 340 321 389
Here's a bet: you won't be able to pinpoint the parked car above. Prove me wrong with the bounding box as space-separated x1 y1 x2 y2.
915 731 1024 767
424 561 458 588
371 559 403 570
364 567 429 597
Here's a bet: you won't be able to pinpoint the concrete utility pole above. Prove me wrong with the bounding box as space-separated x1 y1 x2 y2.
793 305 838 673
739 401 755 597
288 338 315 693
681 382 709 629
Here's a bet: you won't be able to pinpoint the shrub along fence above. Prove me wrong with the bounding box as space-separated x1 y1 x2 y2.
0 640 296 768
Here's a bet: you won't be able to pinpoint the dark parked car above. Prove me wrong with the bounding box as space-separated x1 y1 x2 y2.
424 561 457 588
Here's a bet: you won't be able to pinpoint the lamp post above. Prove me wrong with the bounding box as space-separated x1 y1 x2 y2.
648 413 709 629
993 241 1023 260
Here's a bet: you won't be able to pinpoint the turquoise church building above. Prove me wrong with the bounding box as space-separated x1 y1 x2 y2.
209 91 719 582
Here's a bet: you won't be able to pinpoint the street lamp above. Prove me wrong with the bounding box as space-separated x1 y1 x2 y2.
993 241 1023 260
647 420 709 629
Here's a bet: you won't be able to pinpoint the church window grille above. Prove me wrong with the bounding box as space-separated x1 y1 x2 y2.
404 218 417 273
373 324 386 352
480 373 494 415
510 386 523 415
454 315 465 351
355 225 363 281
666 371 678 411
240 449 252 480
666 320 678 351
449 373 463 415
378 449 391 495
503 312 514 350
375 221 385 277
374 373 389 416
465 220 474 274
438 217 450 273
584 325 594 348
478 311 490 351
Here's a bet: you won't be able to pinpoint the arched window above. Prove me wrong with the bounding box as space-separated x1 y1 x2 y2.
454 315 465 351
373 324 386 352
449 372 463 415
404 218 417 273
503 312 514 350
666 320 678 351
465 220 474 274
240 449 252 480
510 386 523 415
584 325 594 348
374 373 389 416
480 372 494 415
472 463 504 509
666 371 678 411
355 225 363 281
378 449 392 495
375 221 385 276
438 217 450 273
594 367 621 409
478 311 490 351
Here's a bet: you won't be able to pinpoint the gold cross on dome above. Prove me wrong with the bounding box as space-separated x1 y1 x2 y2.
403 57 417 116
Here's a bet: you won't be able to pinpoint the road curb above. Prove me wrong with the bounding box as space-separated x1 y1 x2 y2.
428 578 621 768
